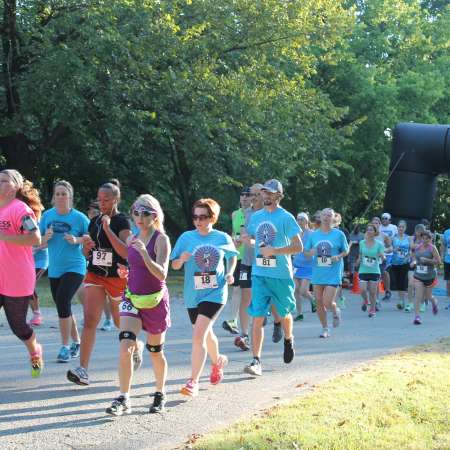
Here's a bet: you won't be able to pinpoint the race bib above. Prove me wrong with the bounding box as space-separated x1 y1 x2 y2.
416 265 428 274
363 256 377 267
92 249 113 267
194 271 218 290
256 255 277 268
317 256 332 267
239 270 248 281
120 300 138 316
397 249 408 258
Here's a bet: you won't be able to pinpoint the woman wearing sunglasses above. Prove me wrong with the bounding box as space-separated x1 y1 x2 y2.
411 229 441 325
171 198 238 397
67 179 132 386
106 194 171 415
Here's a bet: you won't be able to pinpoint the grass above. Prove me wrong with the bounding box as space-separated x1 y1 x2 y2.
194 339 450 450
35 270 185 308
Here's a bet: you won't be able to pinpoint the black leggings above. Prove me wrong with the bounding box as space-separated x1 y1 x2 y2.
0 295 33 341
49 272 84 319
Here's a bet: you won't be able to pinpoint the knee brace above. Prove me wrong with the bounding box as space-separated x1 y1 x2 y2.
119 331 137 341
146 343 163 353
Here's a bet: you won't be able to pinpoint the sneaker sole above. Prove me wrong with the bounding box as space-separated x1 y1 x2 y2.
67 370 89 386
57 358 71 363
243 366 262 377
180 387 198 397
105 408 132 417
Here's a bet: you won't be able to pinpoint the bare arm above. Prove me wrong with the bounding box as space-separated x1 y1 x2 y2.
0 230 41 246
172 251 191 270
260 234 303 257
103 225 132 260
134 234 171 281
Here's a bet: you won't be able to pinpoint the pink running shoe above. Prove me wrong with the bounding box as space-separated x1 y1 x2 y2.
180 379 199 397
234 335 250 351
29 312 42 327
210 354 228 385
30 343 44 378
368 307 376 318
413 315 422 325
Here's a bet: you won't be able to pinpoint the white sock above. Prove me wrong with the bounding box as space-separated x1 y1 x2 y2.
120 392 129 399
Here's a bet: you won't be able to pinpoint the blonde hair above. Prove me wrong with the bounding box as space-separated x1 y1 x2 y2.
133 194 165 232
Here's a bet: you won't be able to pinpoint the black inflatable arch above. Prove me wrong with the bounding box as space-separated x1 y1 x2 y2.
384 122 450 232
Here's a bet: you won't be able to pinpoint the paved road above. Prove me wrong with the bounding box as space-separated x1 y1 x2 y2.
0 288 449 450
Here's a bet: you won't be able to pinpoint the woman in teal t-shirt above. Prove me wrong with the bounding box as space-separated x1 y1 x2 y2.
358 223 385 318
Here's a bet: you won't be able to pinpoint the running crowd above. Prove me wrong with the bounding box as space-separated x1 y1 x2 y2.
0 169 449 416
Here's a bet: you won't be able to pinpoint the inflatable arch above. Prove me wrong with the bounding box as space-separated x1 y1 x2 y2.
384 122 450 232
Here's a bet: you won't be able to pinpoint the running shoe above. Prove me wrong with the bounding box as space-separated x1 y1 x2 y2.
57 346 71 363
180 378 199 397
133 340 145 372
283 338 295 364
319 328 330 338
272 322 283 343
368 307 376 318
222 320 239 335
432 299 438 315
375 301 380 312
361 301 368 312
29 312 42 327
149 392 166 413
404 303 413 313
396 301 404 310
67 366 89 386
332 309 341 328
105 396 132 416
234 335 250 351
419 303 426 313
244 358 262 376
338 296 346 309
70 342 80 359
100 318 113 331
210 354 228 385
381 291 392 302
311 299 317 313
30 343 44 378
294 314 304 322
413 315 422 325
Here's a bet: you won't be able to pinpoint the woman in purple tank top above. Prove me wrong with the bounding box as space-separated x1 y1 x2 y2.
106 194 171 416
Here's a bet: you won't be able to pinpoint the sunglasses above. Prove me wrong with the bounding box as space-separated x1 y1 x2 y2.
192 214 210 221
132 209 154 217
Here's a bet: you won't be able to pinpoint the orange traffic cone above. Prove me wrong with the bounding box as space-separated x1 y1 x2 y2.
352 273 361 294
379 280 385 294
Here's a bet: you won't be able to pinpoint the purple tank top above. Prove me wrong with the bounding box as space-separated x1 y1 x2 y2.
128 231 166 295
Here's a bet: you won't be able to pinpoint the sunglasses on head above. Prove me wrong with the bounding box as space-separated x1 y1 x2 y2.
132 209 154 217
192 214 210 221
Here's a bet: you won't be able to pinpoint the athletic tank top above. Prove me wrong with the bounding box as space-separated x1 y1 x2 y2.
128 230 166 295
414 244 436 281
392 235 410 265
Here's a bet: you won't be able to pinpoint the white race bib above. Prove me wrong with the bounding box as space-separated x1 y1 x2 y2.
92 249 113 267
416 265 428 274
363 256 377 268
397 249 408 258
120 300 138 316
194 271 218 290
239 270 248 281
317 256 332 267
256 256 277 268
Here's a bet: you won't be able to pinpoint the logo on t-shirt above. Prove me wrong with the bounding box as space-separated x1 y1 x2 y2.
0 220 11 231
256 221 277 246
194 245 220 271
317 240 332 257
50 221 72 234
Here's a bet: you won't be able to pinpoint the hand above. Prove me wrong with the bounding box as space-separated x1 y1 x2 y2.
64 233 78 245
117 263 129 279
131 238 147 255
331 255 341 263
80 234 93 245
44 226 54 242
260 246 274 257
240 232 251 245
225 273 234 285
83 236 96 252
101 215 111 229
180 251 192 263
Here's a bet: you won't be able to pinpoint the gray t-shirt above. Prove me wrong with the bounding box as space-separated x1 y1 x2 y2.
241 207 257 266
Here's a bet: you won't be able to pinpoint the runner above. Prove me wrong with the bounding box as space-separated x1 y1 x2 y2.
333 212 350 309
67 179 132 386
0 169 44 377
389 220 410 310
348 224 364 290
106 194 171 415
292 212 315 321
357 223 385 317
222 187 252 335
40 181 89 362
234 183 263 351
411 229 441 325
441 226 450 309
379 212 398 301
304 208 349 338
171 198 238 396
242 179 302 376
406 223 426 313
29 236 48 327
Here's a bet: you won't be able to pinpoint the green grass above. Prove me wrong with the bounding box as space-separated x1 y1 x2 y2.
35 269 185 308
195 339 450 450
